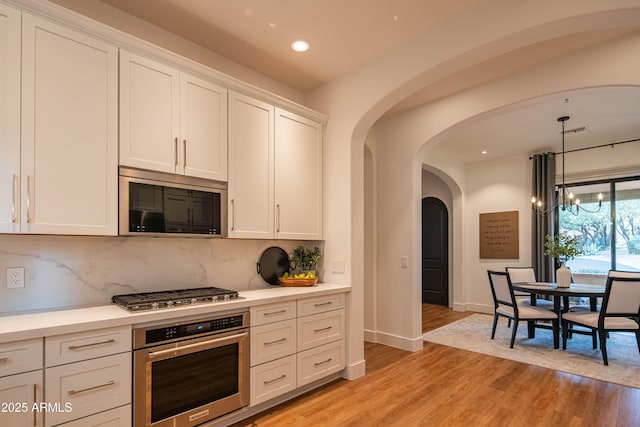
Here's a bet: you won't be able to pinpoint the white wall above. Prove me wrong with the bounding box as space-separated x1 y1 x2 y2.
369 30 640 348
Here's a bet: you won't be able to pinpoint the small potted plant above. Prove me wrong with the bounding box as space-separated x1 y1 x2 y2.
544 233 582 287
290 245 322 275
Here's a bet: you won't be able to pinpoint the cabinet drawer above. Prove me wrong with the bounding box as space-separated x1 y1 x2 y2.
45 326 131 367
297 341 344 387
297 310 345 352
250 355 296 406
251 319 297 366
0 338 43 377
297 293 345 317
44 352 131 427
0 370 43 427
57 404 131 427
250 301 296 326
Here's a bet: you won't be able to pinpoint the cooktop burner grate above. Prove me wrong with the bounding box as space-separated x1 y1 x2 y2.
112 287 240 311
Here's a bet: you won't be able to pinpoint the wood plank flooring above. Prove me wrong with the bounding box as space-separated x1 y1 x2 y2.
232 304 640 427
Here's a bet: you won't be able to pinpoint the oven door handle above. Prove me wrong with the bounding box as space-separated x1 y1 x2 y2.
147 332 248 359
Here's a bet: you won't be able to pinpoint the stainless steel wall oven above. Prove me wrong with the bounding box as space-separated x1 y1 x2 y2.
133 310 249 426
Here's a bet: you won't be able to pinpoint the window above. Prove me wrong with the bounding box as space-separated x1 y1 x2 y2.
559 177 640 274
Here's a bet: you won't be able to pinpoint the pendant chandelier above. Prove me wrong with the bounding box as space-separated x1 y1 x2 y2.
531 116 603 216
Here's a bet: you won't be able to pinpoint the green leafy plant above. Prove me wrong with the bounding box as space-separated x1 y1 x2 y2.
544 233 582 263
290 245 322 271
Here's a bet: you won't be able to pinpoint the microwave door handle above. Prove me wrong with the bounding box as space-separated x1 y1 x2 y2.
148 332 248 359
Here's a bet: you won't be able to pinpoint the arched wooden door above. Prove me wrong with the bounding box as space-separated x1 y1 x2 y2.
422 197 449 306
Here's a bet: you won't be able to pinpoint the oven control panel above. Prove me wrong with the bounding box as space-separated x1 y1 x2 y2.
135 312 247 347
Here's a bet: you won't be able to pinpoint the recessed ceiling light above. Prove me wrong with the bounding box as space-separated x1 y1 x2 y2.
481 150 488 155
291 40 309 52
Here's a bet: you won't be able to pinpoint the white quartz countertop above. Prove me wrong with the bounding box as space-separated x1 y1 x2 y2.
0 283 351 343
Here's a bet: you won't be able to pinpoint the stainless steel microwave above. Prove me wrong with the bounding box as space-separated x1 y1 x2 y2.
119 167 227 237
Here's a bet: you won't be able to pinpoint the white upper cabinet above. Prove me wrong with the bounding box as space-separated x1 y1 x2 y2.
20 14 118 235
228 94 323 240
228 91 274 238
275 108 324 240
119 51 178 174
180 74 228 181
120 51 228 181
0 4 21 233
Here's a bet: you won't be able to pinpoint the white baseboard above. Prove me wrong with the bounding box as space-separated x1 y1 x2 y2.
366 330 423 352
343 358 366 380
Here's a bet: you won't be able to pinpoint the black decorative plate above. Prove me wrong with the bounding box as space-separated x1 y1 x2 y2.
257 247 290 285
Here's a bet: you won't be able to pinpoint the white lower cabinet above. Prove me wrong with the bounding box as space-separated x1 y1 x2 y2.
297 340 345 387
249 293 346 407
0 338 44 427
250 355 296 406
44 327 131 427
55 404 131 427
0 370 44 427
44 353 131 427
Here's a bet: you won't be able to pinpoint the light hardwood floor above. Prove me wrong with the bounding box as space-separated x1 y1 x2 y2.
232 304 640 426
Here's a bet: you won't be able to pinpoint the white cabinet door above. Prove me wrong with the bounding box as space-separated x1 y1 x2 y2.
44 353 131 427
180 74 227 181
119 50 179 174
275 108 323 240
0 370 44 427
21 14 118 235
0 4 21 233
228 91 274 238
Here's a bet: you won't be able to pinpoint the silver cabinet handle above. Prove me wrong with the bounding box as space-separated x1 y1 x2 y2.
68 380 115 395
264 338 287 346
231 199 235 231
11 175 18 223
264 309 286 316
313 326 332 333
183 139 187 169
263 374 286 385
314 302 332 307
174 137 179 167
26 175 32 223
33 383 38 427
68 339 115 350
276 204 281 232
314 358 332 367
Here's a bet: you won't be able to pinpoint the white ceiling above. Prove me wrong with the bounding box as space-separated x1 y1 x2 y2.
90 0 640 164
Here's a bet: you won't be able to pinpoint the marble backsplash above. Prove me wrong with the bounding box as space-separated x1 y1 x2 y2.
0 235 318 315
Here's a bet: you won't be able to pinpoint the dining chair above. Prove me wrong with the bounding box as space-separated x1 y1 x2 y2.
569 270 640 312
506 266 554 310
561 276 640 365
487 270 559 349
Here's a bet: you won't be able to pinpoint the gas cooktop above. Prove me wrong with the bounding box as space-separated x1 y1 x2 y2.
111 287 240 311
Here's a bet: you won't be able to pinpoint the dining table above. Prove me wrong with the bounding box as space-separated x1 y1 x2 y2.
512 282 606 339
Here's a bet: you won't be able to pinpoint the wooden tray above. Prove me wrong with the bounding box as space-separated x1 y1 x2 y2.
278 277 318 287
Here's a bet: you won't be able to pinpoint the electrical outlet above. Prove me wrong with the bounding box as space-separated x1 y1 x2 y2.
6 267 25 288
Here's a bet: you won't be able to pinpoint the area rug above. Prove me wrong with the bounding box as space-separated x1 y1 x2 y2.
422 313 640 388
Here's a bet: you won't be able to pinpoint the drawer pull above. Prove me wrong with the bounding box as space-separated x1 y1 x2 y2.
68 339 115 350
314 326 332 333
0 357 8 363
264 338 287 346
263 374 287 385
314 358 332 367
314 302 332 307
68 380 115 395
264 309 286 316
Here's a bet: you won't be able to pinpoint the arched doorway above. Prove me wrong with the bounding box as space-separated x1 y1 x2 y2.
422 197 449 306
